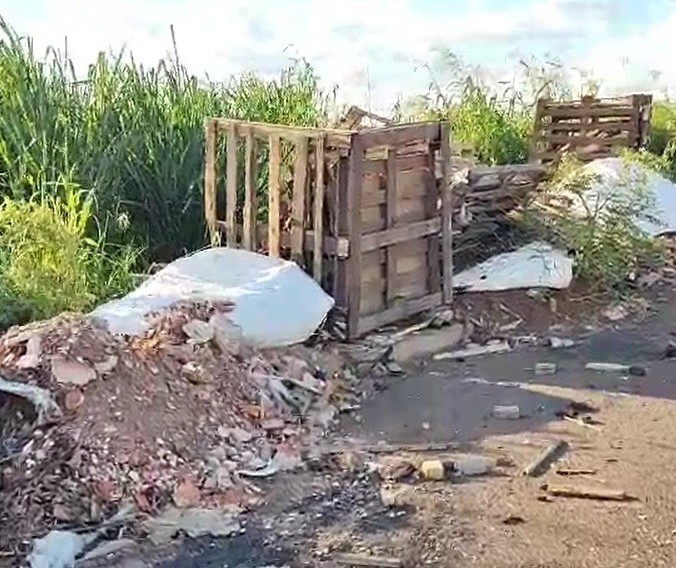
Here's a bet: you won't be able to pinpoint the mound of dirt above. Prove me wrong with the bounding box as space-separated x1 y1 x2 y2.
0 301 352 556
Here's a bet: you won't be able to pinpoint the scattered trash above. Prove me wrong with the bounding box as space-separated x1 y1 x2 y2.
379 486 406 508
555 468 597 476
28 530 96 568
502 515 526 526
144 506 242 545
421 421 431 431
534 362 558 376
492 405 521 420
452 455 494 476
548 337 575 349
585 362 646 376
334 552 403 567
376 459 416 481
50 356 97 387
602 304 628 322
80 539 136 562
419 460 446 481
453 242 573 292
522 440 568 477
544 483 635 502
433 341 511 361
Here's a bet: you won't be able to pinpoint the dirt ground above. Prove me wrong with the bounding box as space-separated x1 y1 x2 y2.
90 284 676 567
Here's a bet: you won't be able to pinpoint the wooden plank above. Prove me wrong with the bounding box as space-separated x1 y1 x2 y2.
313 135 325 282
357 292 442 336
268 134 282 257
203 119 219 246
243 127 257 250
360 218 441 252
346 134 365 339
361 266 430 313
291 136 308 265
439 123 453 303
385 149 397 307
334 157 350 308
361 240 427 285
544 106 635 119
539 120 633 134
543 133 631 145
213 117 352 148
225 124 238 247
334 552 402 568
361 198 427 234
425 144 441 293
357 123 441 150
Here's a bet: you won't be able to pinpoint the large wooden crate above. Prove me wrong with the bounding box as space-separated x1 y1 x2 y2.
531 94 652 163
203 119 453 340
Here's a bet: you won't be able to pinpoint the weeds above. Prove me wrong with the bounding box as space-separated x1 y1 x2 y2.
0 180 138 327
525 154 665 292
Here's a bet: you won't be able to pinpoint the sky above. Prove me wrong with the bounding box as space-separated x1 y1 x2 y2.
1 0 676 113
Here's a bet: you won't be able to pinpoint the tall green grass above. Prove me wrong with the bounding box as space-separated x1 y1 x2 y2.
0 18 329 263
0 18 328 327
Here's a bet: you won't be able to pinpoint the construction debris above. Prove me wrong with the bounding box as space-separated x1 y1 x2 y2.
522 440 569 477
544 483 634 501
492 405 521 420
333 552 402 567
0 303 356 554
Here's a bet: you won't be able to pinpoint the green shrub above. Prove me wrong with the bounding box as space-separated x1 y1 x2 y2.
0 180 137 325
526 154 664 291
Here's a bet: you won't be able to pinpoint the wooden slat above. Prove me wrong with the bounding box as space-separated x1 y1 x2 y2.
357 123 441 150
361 218 441 252
544 133 630 145
203 119 219 246
291 136 308 264
243 127 257 250
385 149 398 307
358 292 443 336
425 145 441 293
545 106 634 119
213 118 353 148
313 135 325 282
334 157 350 308
439 123 453 303
225 124 238 247
268 134 282 257
346 134 365 337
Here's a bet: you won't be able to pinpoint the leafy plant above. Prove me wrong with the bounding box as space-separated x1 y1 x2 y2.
525 154 665 291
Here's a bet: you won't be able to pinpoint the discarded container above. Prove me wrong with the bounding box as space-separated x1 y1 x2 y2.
549 337 575 349
534 362 558 375
453 455 494 476
492 405 521 420
585 362 646 376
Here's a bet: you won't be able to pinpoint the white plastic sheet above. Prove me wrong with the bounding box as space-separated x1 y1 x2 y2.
582 158 676 237
91 248 334 348
453 242 573 292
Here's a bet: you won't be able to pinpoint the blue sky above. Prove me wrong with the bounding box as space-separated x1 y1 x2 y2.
1 0 675 112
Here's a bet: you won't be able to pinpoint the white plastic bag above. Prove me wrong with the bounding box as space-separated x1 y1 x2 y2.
453 242 573 292
91 248 334 348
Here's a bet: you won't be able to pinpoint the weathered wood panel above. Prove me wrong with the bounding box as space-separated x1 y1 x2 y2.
531 94 652 164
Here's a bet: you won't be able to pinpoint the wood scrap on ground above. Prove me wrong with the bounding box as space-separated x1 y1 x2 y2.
522 440 569 477
544 483 635 501
334 552 403 567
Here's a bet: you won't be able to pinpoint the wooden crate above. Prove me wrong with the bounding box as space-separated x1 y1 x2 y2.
531 94 652 163
203 119 453 340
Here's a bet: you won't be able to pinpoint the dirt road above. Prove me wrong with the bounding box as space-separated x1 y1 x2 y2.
103 292 676 568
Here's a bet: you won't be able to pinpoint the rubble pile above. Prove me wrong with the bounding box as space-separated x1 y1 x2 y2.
0 301 352 554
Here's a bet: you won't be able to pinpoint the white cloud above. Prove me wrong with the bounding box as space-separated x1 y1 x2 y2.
0 0 674 114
